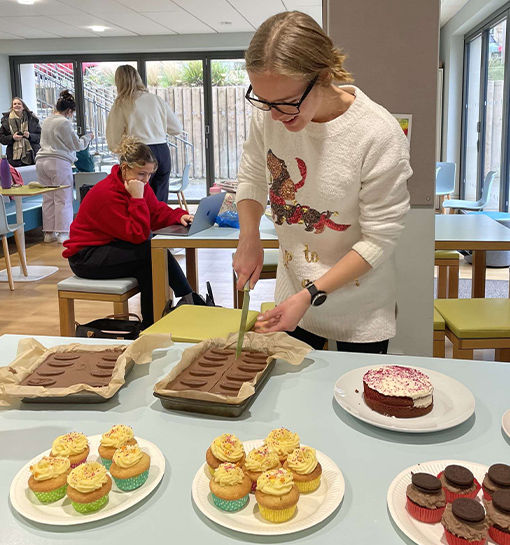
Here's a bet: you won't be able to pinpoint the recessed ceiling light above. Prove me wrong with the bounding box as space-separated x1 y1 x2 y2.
89 26 108 32
18 0 35 4
220 21 232 25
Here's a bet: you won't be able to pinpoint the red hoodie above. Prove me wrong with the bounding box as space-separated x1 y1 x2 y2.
63 165 187 258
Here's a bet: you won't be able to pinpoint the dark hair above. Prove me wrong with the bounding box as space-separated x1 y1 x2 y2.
55 90 76 113
11 97 34 115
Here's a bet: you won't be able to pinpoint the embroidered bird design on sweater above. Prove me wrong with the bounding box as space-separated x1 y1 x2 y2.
266 150 350 235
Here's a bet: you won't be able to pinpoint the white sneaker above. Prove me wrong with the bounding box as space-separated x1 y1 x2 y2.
56 232 68 244
44 232 57 243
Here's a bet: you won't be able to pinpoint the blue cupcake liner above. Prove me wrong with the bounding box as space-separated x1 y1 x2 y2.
212 493 249 512
113 469 149 491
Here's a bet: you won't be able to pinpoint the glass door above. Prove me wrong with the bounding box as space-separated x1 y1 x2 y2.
146 60 207 201
481 19 507 210
462 36 482 201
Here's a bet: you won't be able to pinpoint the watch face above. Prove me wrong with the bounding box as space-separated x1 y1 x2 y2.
312 293 327 307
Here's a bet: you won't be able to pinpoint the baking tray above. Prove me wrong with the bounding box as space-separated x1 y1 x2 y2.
153 359 276 417
21 360 135 404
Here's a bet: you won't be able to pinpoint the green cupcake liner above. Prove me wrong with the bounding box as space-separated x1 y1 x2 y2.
113 469 149 491
100 457 113 470
71 494 109 514
33 484 67 504
211 493 249 512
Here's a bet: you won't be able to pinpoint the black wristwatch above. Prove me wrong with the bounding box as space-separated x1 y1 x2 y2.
305 282 327 307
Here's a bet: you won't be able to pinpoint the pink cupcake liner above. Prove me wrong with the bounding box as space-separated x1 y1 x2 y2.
70 458 87 469
489 526 510 545
437 471 481 503
406 497 445 523
443 528 487 545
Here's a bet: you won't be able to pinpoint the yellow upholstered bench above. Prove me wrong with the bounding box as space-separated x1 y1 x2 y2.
435 250 460 299
433 308 445 358
434 298 510 361
233 249 279 308
141 305 259 343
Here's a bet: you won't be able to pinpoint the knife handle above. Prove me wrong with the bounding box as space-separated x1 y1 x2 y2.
243 280 250 292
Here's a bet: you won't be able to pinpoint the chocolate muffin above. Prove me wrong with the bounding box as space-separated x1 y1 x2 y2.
486 490 510 545
441 498 489 545
406 472 446 523
483 464 510 501
439 465 481 503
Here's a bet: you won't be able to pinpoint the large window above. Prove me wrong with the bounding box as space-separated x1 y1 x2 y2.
11 52 249 203
461 12 509 211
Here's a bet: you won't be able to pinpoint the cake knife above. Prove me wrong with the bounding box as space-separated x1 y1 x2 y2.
235 281 251 359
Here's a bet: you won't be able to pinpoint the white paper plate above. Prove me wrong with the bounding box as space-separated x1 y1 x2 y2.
191 439 344 536
333 365 475 433
501 409 510 439
387 460 491 545
9 435 165 526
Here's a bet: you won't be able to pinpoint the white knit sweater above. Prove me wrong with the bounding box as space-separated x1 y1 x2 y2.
106 92 182 149
236 86 412 342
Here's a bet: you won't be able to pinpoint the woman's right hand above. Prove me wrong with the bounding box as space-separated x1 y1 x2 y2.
233 235 264 290
124 179 145 199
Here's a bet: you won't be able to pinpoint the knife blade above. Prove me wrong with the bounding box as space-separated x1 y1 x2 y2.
235 281 251 359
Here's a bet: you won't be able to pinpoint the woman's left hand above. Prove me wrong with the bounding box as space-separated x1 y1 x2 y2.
23 131 30 138
180 214 194 226
254 290 311 333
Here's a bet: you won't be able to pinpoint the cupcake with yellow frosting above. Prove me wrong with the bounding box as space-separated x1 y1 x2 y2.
109 444 151 491
66 461 112 514
50 432 89 469
205 434 245 476
209 462 251 512
284 446 322 493
98 425 137 470
264 428 300 463
244 447 281 493
255 468 300 523
28 456 71 503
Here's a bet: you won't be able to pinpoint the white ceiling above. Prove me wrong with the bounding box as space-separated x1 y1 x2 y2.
440 0 471 27
0 0 322 40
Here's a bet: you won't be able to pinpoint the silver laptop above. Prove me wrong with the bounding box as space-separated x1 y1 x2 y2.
154 192 226 236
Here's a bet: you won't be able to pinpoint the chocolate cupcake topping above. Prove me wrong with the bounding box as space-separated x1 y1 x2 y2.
488 464 510 488
412 473 442 494
444 465 475 489
493 490 510 514
452 498 485 523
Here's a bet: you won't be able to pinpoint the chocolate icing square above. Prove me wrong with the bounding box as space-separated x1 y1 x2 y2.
165 348 269 395
19 348 126 388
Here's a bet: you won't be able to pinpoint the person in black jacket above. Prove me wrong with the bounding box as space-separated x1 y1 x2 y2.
0 97 41 167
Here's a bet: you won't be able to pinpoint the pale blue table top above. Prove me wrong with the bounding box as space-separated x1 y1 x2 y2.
1 334 509 545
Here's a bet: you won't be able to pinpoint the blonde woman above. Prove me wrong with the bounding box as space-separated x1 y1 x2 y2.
233 11 412 354
106 65 182 202
63 136 194 328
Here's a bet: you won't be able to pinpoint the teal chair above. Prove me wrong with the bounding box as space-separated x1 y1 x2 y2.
443 171 497 213
436 162 456 213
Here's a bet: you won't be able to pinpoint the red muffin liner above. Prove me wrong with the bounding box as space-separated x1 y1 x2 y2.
406 497 445 523
489 526 510 545
482 485 492 502
437 471 481 503
443 528 487 545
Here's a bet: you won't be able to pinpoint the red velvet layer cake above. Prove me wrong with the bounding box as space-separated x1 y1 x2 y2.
363 365 434 418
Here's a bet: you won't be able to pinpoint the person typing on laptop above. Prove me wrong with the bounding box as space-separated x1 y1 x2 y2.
63 135 195 328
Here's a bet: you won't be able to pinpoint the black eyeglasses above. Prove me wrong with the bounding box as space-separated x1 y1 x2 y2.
245 75 319 115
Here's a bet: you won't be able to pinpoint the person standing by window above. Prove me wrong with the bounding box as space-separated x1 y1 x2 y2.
0 97 41 167
36 90 93 244
106 65 182 203
233 11 412 354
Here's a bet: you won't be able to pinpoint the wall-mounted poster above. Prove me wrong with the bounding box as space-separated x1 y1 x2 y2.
392 114 412 143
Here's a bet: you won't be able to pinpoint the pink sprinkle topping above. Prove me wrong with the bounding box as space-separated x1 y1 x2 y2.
363 366 432 397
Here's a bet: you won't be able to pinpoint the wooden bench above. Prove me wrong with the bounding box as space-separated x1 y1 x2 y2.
435 250 460 299
57 276 140 336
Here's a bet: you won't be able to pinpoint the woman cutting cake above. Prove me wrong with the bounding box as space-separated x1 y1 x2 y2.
233 11 412 354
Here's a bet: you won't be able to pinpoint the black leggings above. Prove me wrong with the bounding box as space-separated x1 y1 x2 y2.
286 326 389 354
148 143 171 203
68 239 191 328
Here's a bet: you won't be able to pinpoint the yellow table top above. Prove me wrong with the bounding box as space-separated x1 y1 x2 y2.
0 185 69 196
142 305 259 343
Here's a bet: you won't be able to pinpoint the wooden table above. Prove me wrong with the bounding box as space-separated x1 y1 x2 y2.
151 215 278 321
435 214 510 297
0 185 69 283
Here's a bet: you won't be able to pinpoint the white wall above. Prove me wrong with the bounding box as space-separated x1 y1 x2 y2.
440 0 508 194
0 54 11 155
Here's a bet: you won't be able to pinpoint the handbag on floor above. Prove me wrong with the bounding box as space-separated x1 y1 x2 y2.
161 282 219 317
75 313 142 340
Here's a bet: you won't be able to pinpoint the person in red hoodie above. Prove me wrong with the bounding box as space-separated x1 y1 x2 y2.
63 135 194 328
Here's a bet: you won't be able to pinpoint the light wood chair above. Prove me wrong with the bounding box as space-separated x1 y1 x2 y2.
0 198 28 290
435 250 460 299
433 308 445 357
435 298 510 361
233 249 279 308
57 276 140 336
